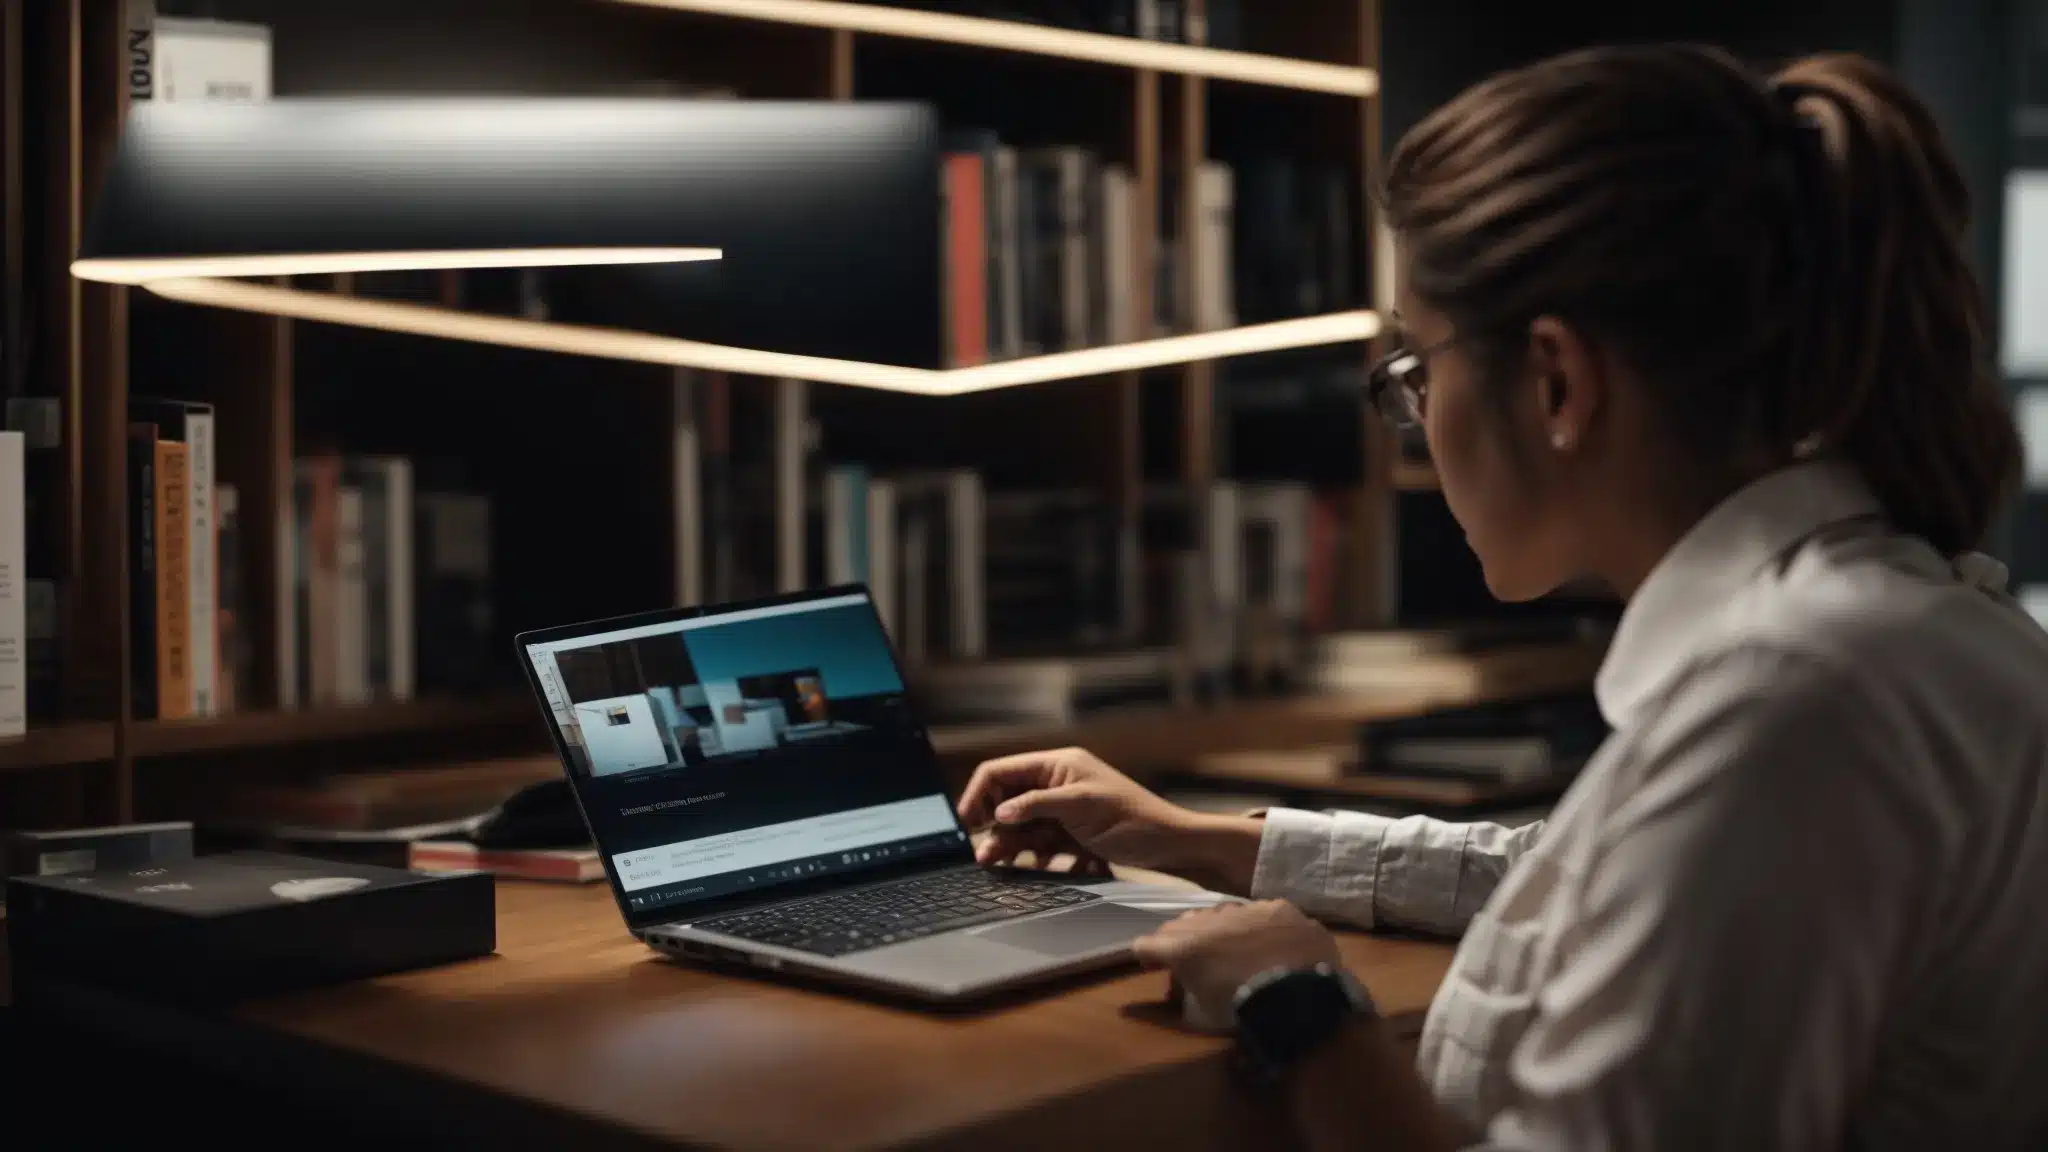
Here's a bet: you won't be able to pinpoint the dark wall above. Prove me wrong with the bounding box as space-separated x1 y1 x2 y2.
1378 0 2029 621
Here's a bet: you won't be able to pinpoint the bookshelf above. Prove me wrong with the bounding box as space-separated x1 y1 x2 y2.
0 0 1405 831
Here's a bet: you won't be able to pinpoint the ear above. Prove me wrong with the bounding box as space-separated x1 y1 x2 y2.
1525 315 1606 453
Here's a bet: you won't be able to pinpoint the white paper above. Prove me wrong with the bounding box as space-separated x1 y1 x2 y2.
2022 388 2048 490
2002 172 2048 375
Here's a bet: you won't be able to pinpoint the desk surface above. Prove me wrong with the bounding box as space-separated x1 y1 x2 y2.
229 880 1453 1152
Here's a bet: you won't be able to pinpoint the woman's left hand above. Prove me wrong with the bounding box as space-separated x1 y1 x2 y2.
1133 899 1345 1013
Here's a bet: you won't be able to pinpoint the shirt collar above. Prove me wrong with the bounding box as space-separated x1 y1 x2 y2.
1594 458 1882 730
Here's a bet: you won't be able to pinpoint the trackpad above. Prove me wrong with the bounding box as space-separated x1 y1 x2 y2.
972 902 1176 958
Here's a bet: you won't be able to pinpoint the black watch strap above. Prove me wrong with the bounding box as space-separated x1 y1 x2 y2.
1231 963 1375 1086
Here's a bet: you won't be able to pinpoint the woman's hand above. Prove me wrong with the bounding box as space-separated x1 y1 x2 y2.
957 747 1268 892
1133 900 1344 1017
956 747 1197 873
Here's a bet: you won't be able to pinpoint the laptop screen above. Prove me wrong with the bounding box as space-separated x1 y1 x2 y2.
523 591 968 920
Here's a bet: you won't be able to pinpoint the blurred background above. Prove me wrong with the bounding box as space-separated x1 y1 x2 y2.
0 0 2036 863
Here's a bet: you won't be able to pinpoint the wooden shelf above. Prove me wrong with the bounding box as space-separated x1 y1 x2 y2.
610 0 1380 96
0 723 119 774
128 695 538 758
928 658 1601 783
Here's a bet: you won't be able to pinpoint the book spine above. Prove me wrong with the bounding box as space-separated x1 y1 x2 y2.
0 432 23 736
942 152 989 367
866 479 898 640
7 399 64 720
184 409 215 715
992 147 1023 360
671 369 703 607
128 426 158 720
335 485 369 705
946 471 985 660
300 457 340 705
154 439 192 720
1195 162 1236 331
1100 165 1137 345
357 468 391 698
385 460 415 701
216 482 242 713
124 0 155 101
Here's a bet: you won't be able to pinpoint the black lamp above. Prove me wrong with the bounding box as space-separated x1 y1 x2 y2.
75 98 1378 394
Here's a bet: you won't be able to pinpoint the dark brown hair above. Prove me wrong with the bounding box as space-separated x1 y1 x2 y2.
1385 44 2020 556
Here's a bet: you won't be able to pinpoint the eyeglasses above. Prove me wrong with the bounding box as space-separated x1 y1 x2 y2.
1366 333 1456 429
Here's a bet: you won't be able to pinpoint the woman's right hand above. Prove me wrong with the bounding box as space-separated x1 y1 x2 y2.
955 747 1263 893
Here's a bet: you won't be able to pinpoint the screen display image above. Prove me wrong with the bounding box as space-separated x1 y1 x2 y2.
525 593 967 918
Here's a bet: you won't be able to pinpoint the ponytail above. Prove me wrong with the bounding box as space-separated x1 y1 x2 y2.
1386 45 2020 557
1772 54 2020 556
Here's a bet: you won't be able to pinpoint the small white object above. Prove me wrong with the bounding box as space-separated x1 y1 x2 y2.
2019 387 2048 490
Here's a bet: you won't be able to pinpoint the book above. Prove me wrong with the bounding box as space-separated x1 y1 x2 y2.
8 400 64 721
0 431 22 737
154 15 271 103
408 841 603 884
941 147 989 368
216 482 245 713
153 436 192 720
131 398 217 716
127 424 159 719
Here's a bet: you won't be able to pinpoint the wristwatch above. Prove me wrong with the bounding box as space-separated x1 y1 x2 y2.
1231 962 1378 1087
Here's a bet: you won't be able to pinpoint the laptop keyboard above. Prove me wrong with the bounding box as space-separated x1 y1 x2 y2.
693 869 1100 957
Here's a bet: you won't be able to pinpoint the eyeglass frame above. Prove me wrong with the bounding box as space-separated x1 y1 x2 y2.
1366 331 1461 430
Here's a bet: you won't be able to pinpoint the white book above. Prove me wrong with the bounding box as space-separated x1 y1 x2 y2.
867 479 899 641
155 16 271 103
125 0 156 101
177 409 216 716
1194 162 1236 331
0 433 24 737
1100 165 1138 345
334 487 370 705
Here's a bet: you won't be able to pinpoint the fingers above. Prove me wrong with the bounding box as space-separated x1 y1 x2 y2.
991 783 1089 827
956 750 1065 827
1130 905 1224 968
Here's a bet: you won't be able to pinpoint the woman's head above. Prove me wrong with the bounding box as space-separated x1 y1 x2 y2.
1380 44 2020 600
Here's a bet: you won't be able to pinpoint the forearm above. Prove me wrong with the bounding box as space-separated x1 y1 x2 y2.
1286 1018 1468 1152
1166 812 1266 897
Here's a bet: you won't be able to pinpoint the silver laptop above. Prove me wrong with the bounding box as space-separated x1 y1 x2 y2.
516 586 1188 1001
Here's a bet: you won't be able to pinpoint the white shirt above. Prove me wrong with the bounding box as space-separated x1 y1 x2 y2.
1250 459 2048 1150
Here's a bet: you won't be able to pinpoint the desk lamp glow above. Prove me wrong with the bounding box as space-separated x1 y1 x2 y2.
73 99 1378 395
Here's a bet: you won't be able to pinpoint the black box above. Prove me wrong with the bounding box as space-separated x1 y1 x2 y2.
4 822 195 883
5 851 496 1005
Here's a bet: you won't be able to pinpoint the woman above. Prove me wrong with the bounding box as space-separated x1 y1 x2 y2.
958 45 2048 1150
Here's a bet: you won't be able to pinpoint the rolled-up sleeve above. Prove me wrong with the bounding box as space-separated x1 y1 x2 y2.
1250 808 1546 935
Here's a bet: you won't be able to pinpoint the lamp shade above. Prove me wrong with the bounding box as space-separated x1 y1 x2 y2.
75 98 944 370
75 97 1381 393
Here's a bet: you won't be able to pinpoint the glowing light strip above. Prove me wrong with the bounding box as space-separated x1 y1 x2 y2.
611 0 1379 97
71 247 722 285
144 276 1379 395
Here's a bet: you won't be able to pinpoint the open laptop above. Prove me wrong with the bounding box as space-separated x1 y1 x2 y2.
516 586 1190 1002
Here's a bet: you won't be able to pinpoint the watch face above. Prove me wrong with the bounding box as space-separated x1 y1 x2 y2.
1235 969 1360 1078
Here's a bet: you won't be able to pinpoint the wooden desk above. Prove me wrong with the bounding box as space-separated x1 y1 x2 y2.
27 880 1454 1151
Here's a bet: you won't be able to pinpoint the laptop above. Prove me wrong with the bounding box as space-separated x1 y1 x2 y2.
515 586 1190 1001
